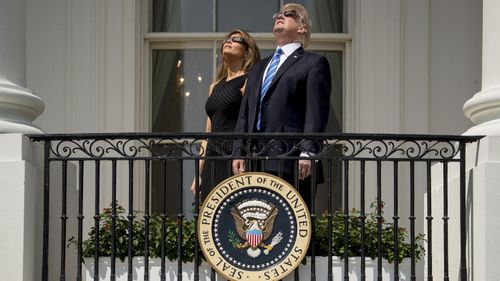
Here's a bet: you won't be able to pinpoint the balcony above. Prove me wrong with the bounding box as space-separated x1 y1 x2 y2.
28 132 481 281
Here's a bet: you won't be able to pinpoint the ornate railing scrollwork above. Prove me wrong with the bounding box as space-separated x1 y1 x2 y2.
317 139 459 160
49 137 206 159
31 133 477 161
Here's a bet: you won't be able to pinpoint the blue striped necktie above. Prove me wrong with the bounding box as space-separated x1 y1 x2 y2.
257 48 282 130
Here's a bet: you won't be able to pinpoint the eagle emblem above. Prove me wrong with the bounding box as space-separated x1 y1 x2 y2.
230 199 283 258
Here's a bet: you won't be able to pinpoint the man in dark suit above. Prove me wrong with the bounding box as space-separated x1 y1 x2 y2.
232 3 331 205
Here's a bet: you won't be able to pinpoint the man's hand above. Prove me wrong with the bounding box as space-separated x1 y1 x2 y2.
232 160 246 175
298 159 312 180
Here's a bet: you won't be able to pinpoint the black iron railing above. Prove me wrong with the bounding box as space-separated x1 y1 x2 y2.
30 133 482 281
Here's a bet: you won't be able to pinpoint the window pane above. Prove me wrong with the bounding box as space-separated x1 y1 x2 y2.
152 0 213 32
285 0 344 33
217 0 280 32
151 49 213 215
152 49 212 132
318 50 343 132
151 0 344 33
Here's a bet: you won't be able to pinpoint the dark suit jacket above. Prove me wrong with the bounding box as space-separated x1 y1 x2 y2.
233 47 332 173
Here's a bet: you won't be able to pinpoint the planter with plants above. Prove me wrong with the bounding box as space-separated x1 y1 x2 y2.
308 201 425 280
77 202 424 281
75 204 209 281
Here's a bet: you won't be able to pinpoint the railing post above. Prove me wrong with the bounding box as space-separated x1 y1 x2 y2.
127 160 134 281
144 160 151 281
194 159 200 281
177 159 184 281
42 140 51 281
77 161 84 281
459 141 467 281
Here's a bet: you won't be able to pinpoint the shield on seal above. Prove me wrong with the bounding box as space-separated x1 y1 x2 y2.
246 228 263 248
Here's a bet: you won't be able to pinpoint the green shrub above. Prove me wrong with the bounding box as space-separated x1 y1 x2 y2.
72 203 200 262
74 201 424 264
314 201 425 263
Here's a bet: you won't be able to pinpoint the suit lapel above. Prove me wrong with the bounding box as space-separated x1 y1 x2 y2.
253 47 304 105
268 47 304 91
252 58 270 102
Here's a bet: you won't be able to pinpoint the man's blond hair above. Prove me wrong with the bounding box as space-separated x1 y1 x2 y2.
282 3 312 48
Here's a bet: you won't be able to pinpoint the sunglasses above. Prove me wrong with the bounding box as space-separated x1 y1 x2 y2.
272 9 300 20
223 36 246 44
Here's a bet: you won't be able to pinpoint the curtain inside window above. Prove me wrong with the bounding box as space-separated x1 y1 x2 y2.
151 1 182 132
286 0 343 33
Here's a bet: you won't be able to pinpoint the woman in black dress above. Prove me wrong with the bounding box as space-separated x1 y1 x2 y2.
191 29 260 199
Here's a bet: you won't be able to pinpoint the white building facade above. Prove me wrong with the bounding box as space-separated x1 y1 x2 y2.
2 0 500 280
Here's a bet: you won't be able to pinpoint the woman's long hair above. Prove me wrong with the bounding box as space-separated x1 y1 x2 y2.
215 29 260 83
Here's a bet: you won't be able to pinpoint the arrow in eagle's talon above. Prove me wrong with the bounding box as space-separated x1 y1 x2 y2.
263 244 274 255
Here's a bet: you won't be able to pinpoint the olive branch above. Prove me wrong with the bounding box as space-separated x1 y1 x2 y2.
228 230 242 248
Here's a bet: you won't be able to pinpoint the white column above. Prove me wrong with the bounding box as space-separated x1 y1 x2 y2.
463 0 500 135
0 0 44 134
0 1 45 280
461 1 500 279
0 134 43 281
0 76 44 133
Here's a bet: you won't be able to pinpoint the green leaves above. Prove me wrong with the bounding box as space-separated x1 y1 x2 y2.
314 202 425 264
228 230 242 248
76 201 425 264
79 203 202 263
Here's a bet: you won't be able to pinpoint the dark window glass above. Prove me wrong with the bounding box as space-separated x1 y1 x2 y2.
318 50 343 133
151 49 213 215
285 0 344 33
217 0 280 32
152 0 213 32
151 0 344 33
152 49 212 132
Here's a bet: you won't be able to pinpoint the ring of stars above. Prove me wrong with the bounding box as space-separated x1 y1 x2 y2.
213 188 296 270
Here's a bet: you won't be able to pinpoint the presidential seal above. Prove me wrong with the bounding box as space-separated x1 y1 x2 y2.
198 172 311 281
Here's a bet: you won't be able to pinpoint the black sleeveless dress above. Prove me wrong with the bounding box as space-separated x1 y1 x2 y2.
200 75 247 199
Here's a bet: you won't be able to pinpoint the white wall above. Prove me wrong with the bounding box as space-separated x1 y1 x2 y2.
0 0 26 86
352 0 482 198
352 0 481 135
26 0 68 133
27 0 140 134
429 0 481 134
352 0 403 133
26 0 144 213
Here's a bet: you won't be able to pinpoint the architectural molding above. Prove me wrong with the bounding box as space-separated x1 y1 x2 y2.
0 76 44 134
464 0 500 135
